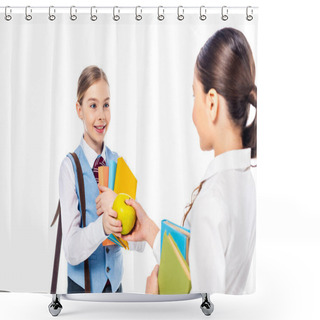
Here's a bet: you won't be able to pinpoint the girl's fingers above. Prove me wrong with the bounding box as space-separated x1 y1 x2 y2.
125 199 145 217
98 206 118 218
114 233 122 238
96 207 103 216
108 217 121 227
98 185 108 192
110 225 123 234
103 222 122 235
107 208 118 219
152 264 160 276
125 198 137 208
106 221 122 234
122 226 139 241
122 234 132 241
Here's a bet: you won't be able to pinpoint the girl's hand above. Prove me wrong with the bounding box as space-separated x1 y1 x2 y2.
122 199 160 248
96 185 117 216
146 265 159 295
101 206 123 237
95 185 122 236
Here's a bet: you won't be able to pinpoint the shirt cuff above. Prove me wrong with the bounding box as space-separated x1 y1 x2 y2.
152 231 161 264
128 240 146 252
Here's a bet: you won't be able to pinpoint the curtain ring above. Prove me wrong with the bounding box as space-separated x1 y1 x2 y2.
135 6 142 21
200 6 207 21
157 6 165 21
25 6 32 21
49 6 56 21
221 6 228 21
5 6 12 21
91 6 97 21
70 6 77 21
177 6 184 21
246 6 253 21
113 6 120 21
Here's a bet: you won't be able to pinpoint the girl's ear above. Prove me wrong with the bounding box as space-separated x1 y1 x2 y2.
206 88 219 123
76 101 83 120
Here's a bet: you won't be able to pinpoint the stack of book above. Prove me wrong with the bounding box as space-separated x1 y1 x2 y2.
158 220 191 294
98 157 137 250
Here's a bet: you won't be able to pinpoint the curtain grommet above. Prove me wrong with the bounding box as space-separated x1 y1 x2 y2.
25 6 32 21
177 6 184 21
5 6 12 21
91 6 98 21
113 6 120 21
246 6 254 21
200 6 207 21
70 6 77 21
157 6 165 21
221 6 228 21
135 6 142 21
49 6 56 21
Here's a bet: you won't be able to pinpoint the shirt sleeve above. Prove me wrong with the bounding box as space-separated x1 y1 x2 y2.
128 240 146 252
188 192 227 293
59 156 108 266
152 230 161 265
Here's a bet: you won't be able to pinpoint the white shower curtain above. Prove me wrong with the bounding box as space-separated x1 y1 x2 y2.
0 7 258 293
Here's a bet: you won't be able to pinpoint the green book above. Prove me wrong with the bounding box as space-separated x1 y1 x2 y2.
158 232 191 294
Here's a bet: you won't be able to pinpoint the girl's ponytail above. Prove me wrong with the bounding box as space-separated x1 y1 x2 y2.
182 180 206 226
247 85 257 109
242 85 257 158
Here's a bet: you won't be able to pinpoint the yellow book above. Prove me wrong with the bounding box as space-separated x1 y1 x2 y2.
103 157 136 249
114 157 137 200
158 232 191 294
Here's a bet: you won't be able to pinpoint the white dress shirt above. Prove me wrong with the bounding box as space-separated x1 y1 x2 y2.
59 137 145 266
153 148 256 294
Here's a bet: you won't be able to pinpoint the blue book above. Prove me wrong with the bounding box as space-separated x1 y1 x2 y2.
108 160 117 190
160 219 190 264
107 234 122 246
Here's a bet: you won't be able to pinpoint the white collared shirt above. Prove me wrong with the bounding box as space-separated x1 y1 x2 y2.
153 148 256 294
59 137 144 266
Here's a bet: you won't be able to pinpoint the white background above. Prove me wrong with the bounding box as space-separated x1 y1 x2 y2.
1 0 320 320
0 2 257 294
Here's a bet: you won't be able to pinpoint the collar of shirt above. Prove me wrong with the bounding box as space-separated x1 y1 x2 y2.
80 136 107 169
202 148 252 182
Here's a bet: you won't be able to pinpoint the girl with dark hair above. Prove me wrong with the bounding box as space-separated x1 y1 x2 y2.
98 28 257 294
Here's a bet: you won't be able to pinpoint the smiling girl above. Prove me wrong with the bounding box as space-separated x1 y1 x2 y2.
59 66 144 294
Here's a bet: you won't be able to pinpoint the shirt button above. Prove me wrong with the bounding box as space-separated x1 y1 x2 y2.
106 267 110 273
106 247 110 254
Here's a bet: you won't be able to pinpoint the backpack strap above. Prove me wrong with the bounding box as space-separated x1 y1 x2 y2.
50 201 60 227
50 152 91 294
70 152 91 293
50 201 62 294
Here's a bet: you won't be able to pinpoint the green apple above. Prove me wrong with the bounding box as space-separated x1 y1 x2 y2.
112 193 136 235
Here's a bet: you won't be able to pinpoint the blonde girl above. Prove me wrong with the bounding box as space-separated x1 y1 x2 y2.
59 66 144 294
